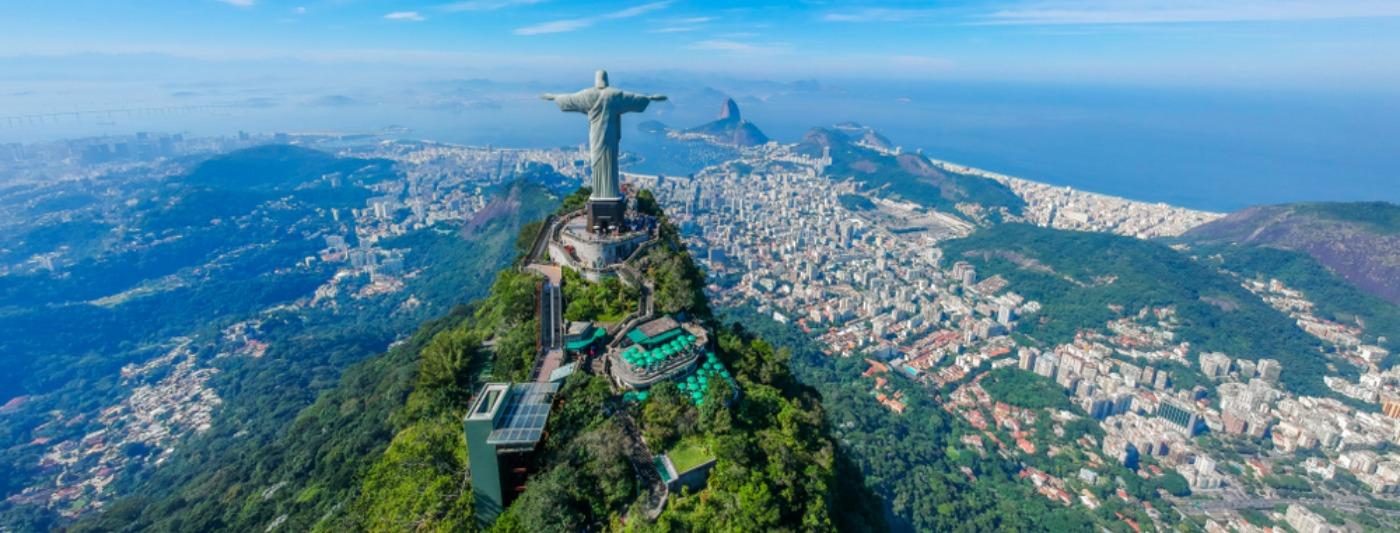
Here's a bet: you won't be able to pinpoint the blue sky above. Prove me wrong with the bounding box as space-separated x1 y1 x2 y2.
3 0 1400 88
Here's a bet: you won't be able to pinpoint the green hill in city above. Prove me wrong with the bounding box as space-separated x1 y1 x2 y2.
942 223 1344 397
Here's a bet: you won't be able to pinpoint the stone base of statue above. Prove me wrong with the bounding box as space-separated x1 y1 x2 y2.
587 198 626 232
549 206 655 283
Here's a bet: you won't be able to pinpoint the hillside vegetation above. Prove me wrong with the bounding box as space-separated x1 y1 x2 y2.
68 181 557 532
981 367 1074 411
81 189 880 532
488 196 879 531
1183 201 1400 305
1200 244 1400 357
942 224 1339 397
796 126 1024 218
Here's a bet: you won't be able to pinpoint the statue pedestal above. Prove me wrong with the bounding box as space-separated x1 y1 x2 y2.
550 212 652 282
587 198 626 231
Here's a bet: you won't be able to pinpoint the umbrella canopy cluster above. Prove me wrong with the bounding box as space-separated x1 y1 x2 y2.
621 333 699 373
676 352 734 407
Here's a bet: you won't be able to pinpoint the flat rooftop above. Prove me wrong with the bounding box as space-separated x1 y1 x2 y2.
636 316 680 339
475 382 560 447
467 382 510 421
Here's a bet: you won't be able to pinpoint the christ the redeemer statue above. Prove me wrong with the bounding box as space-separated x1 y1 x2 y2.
543 70 665 230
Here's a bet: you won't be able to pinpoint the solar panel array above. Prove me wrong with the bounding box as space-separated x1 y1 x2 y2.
487 382 559 446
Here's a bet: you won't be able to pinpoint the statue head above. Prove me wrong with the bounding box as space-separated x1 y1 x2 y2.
594 69 609 89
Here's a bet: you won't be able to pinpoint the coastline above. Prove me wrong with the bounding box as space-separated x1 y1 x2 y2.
928 157 1224 238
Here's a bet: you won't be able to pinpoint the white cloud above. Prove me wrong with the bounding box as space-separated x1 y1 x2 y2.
293 6 306 15
609 1 670 19
980 0 1400 25
823 8 939 23
440 0 543 12
218 0 255 7
648 26 700 33
646 15 713 33
688 39 789 54
515 19 590 34
385 11 427 22
515 1 670 35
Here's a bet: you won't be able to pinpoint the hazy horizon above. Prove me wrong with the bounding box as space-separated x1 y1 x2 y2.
4 1 1400 211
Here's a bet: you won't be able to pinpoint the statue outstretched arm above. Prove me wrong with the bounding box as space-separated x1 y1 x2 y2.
617 91 664 113
548 89 594 112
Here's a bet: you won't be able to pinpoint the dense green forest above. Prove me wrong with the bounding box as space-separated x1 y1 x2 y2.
1198 243 1400 356
562 266 638 322
56 179 556 532
981 367 1073 411
941 224 1342 397
1293 201 1400 233
487 194 876 531
838 193 877 211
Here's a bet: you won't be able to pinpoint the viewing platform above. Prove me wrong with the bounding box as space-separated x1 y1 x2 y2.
548 208 656 282
608 316 708 389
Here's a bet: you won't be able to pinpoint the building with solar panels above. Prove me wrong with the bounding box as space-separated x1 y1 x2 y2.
464 382 559 524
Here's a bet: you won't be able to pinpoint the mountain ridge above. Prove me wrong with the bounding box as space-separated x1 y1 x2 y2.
1182 201 1400 305
796 124 1024 219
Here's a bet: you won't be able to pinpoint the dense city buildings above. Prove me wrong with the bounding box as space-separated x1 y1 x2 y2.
930 159 1223 238
632 136 1400 530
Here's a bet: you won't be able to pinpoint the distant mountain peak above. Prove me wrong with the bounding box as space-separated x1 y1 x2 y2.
718 98 741 121
685 98 768 147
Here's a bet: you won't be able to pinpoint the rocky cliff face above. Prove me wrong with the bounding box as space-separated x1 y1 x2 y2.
1183 202 1400 304
717 98 740 121
686 98 769 147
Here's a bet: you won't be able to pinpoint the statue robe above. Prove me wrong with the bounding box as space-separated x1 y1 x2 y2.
552 87 652 200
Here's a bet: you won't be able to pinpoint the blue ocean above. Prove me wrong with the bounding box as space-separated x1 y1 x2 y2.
742 81 1400 212
5 77 1396 213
